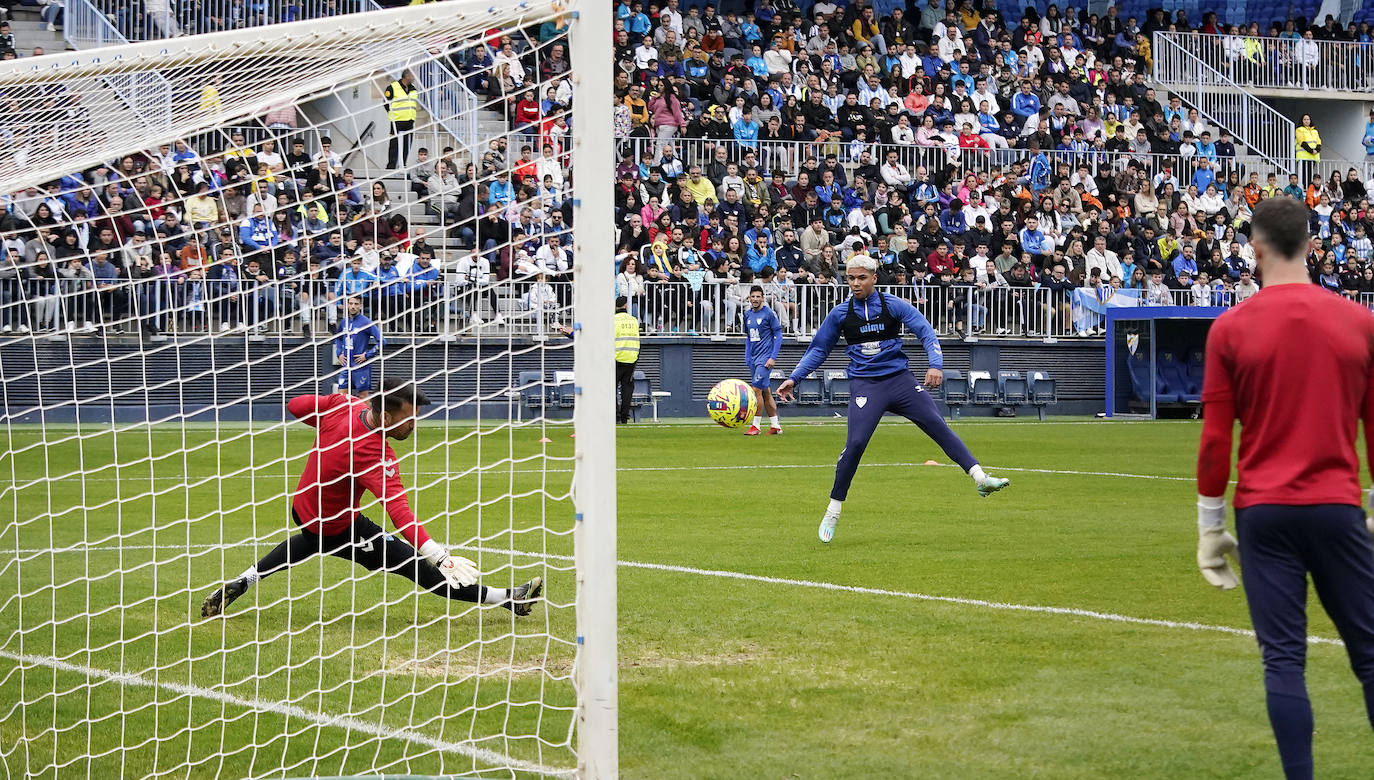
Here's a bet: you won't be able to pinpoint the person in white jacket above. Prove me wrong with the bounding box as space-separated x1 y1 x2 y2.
1085 235 1123 281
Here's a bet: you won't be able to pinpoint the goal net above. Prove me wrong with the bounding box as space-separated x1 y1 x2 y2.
0 1 616 777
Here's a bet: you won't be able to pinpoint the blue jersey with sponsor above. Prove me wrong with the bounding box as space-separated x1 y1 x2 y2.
744 305 783 367
788 291 942 381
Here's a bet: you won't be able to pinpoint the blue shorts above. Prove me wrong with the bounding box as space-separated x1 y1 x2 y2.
749 362 771 390
340 366 372 392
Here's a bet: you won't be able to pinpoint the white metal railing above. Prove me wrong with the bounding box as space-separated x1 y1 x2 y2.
363 0 481 156
94 0 363 41
1152 32 1296 176
619 136 1262 192
64 0 174 130
1158 31 1374 94
74 0 479 155
8 275 1369 343
613 281 1258 341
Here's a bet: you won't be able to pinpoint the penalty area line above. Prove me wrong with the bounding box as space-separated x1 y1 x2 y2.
0 649 575 778
447 545 1344 649
5 542 1332 647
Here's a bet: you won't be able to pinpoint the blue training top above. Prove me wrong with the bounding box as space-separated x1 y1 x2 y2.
788 291 942 382
744 304 783 367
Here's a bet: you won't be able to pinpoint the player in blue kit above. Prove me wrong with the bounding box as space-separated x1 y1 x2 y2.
776 256 1009 543
743 286 783 436
335 295 382 399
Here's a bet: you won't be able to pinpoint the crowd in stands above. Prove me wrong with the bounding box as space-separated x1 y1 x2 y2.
607 0 1374 337
0 7 584 339
0 29 579 337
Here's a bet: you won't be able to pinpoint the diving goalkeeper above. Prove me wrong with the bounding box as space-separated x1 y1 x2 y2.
200 378 542 617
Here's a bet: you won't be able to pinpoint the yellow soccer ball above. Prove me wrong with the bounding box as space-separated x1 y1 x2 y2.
706 378 759 429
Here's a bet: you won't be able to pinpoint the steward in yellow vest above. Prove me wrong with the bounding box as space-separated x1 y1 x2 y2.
385 70 420 169
614 296 641 423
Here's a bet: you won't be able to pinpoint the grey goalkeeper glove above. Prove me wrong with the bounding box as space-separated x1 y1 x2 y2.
1197 495 1239 590
419 540 479 588
1366 489 1374 537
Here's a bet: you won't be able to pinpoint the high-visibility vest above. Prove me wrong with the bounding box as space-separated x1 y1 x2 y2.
614 312 640 363
387 80 419 122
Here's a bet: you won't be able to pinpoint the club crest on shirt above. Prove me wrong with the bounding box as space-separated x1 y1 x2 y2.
855 397 867 408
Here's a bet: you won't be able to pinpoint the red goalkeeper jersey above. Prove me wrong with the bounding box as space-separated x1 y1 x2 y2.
1199 283 1374 508
286 393 431 549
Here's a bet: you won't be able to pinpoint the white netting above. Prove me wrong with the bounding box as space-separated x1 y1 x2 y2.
0 1 613 777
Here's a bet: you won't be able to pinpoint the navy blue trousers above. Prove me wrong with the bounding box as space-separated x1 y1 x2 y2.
1236 503 1374 779
830 371 978 501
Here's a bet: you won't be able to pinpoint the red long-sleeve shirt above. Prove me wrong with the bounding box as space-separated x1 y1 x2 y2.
286 394 431 549
1197 283 1374 507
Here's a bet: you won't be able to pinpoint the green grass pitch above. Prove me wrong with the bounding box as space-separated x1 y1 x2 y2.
1 416 1370 778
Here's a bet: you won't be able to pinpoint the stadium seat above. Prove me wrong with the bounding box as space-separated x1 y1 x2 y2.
797 372 823 405
1126 353 1161 403
1159 352 1200 403
970 370 999 405
517 370 548 410
1029 371 1057 421
553 370 576 409
631 370 650 421
942 369 968 419
998 370 1027 406
629 370 671 422
770 370 792 406
1185 351 1205 390
824 370 850 405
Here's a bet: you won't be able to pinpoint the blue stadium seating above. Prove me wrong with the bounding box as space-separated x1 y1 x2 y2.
518 370 549 410
971 371 999 405
1126 351 1181 403
823 370 850 405
1030 371 1057 420
1185 351 1206 391
997 370 1028 406
797 372 824 406
941 369 968 419
631 369 651 420
1158 352 1201 402
770 370 792 406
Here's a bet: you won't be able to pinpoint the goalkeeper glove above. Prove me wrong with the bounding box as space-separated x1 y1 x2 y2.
419 540 479 588
1366 489 1374 537
1196 495 1239 590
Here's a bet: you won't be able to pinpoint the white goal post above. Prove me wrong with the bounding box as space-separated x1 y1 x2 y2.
0 0 616 777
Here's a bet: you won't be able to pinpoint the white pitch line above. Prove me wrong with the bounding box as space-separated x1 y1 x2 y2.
4 542 1341 648
16 461 1195 485
0 649 574 778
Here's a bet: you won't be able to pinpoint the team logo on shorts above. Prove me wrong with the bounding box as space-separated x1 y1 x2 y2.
855 397 867 408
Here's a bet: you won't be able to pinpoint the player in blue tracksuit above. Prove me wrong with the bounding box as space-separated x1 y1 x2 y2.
335 294 383 398
776 256 1010 543
742 285 783 435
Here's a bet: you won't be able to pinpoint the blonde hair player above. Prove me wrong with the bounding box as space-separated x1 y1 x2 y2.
775 256 1009 543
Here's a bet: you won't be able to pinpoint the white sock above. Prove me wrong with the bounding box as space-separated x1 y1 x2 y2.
769 416 779 428
827 498 843 516
969 464 987 483
238 566 260 585
752 416 761 429
483 587 507 604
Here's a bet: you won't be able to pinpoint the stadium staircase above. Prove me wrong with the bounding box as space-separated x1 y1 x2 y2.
5 6 156 139
4 6 68 53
